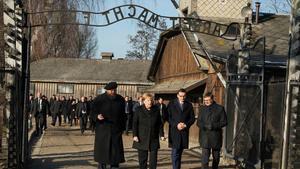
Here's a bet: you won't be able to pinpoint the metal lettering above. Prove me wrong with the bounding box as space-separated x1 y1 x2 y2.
213 24 221 36
138 9 149 22
147 13 159 28
27 4 240 40
128 5 136 17
102 11 111 24
169 17 177 29
113 7 124 20
202 22 211 34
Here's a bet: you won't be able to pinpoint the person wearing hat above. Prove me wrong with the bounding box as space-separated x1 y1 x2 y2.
91 82 126 169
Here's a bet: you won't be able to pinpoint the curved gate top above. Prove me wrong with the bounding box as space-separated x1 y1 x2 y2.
28 4 241 41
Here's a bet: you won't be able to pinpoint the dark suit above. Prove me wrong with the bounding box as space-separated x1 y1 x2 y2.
61 100 69 123
87 99 95 131
155 103 168 138
76 101 88 134
51 100 62 126
32 98 48 135
125 100 133 134
197 102 227 169
168 99 195 169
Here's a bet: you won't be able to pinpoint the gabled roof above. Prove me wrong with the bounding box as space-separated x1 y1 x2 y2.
148 14 288 79
31 57 153 85
184 14 288 65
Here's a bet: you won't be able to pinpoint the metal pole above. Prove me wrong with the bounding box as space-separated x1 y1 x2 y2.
281 1 300 168
259 37 266 169
22 18 30 167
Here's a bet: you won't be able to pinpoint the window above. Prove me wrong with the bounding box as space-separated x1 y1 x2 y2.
29 83 35 95
57 84 74 94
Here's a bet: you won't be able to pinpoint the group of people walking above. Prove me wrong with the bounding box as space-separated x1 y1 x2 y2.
92 82 228 169
28 93 95 135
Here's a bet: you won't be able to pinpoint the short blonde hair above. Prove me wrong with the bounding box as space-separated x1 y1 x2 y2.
142 93 154 101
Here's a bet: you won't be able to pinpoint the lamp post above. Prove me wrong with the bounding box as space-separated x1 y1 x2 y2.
231 3 252 159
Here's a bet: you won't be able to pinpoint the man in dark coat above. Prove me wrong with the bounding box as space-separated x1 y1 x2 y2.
51 96 62 126
92 82 126 169
41 95 49 130
32 92 48 135
124 96 133 135
87 96 95 132
60 96 69 124
197 92 227 169
155 97 168 140
168 89 195 169
76 96 88 134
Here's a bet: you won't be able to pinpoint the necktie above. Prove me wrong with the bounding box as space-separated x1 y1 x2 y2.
38 99 42 112
180 102 183 111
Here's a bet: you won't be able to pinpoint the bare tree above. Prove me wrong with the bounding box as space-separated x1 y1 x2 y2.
126 20 167 60
267 0 291 13
25 0 99 61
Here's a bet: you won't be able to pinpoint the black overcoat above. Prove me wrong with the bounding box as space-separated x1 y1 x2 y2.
168 99 195 149
197 102 227 149
32 98 48 117
61 100 69 116
132 105 161 151
51 100 61 116
76 102 88 117
155 103 168 122
91 93 126 164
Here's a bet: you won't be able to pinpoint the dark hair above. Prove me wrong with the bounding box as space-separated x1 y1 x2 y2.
177 88 186 94
204 92 214 100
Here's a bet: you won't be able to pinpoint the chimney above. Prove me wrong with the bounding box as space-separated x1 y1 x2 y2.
101 52 114 61
255 2 261 24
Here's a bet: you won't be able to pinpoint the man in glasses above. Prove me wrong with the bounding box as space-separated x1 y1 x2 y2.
197 92 227 169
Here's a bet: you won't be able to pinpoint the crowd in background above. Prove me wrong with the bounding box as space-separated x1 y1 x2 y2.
28 84 227 169
28 93 95 135
27 93 169 140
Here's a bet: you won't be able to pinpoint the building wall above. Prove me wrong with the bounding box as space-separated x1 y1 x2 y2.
155 34 207 83
30 81 151 100
179 0 251 22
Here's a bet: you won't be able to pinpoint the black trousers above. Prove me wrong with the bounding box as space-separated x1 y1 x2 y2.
52 113 62 126
171 148 183 169
98 163 119 169
159 121 165 138
88 116 95 131
80 115 87 133
43 114 47 129
35 115 44 135
125 114 132 134
138 149 158 169
201 148 220 169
